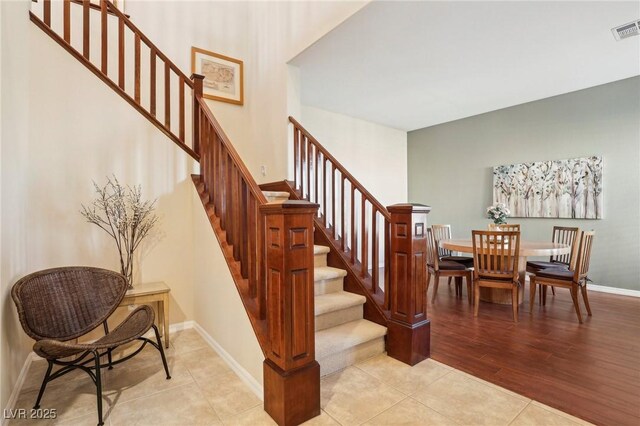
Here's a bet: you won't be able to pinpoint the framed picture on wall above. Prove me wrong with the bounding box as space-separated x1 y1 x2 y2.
191 47 244 105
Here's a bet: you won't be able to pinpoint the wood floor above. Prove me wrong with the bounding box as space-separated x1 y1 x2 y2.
427 279 640 426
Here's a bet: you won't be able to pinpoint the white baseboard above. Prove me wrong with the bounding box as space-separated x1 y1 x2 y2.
588 284 640 298
191 322 263 400
2 352 34 426
169 320 195 334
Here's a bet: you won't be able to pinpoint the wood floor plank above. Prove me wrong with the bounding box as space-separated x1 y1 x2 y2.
428 278 640 426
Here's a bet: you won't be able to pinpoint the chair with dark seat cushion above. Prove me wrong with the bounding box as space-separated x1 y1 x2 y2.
427 228 472 303
12 267 171 426
432 224 474 268
526 226 580 272
530 231 595 324
526 226 580 298
472 230 521 322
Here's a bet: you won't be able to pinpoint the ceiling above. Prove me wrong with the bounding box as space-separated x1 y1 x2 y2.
290 1 640 131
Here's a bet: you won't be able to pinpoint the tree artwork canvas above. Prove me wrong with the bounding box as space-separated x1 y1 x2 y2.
493 156 603 219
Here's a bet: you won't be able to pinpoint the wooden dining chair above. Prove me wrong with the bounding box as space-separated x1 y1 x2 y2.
427 228 473 303
472 230 521 321
431 224 474 289
499 224 521 232
526 226 580 298
530 231 595 323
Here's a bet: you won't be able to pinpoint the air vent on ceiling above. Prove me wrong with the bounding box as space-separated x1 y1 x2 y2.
611 20 640 40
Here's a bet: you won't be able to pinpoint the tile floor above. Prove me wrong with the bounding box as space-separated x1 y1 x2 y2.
10 329 591 425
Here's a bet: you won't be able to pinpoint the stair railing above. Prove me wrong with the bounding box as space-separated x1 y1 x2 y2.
289 117 391 306
31 2 320 424
31 0 198 160
289 117 432 366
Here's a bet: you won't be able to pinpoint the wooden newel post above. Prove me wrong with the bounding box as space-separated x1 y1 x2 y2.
191 73 204 155
386 203 432 366
260 200 321 426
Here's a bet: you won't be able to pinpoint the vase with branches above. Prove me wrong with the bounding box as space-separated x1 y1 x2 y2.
81 176 159 288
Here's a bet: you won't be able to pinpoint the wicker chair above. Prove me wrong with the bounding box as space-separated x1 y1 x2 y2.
12 267 171 426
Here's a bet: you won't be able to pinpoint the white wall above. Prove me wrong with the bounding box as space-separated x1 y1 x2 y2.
300 106 408 207
408 77 640 291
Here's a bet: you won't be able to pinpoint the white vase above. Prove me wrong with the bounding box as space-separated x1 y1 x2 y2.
488 223 502 232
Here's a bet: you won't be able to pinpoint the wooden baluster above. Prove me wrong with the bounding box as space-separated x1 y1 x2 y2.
322 157 327 222
306 140 312 201
361 197 368 277
372 209 379 292
82 0 90 59
43 0 51 26
101 0 107 74
350 184 356 264
386 204 431 366
179 77 185 142
260 201 320 426
341 175 346 251
118 17 125 89
191 74 204 154
331 165 336 239
384 219 390 309
256 201 265 319
240 181 248 277
150 50 157 116
293 128 299 191
314 149 319 205
232 168 241 260
63 0 70 43
164 62 171 129
247 193 256 297
219 148 227 231
134 34 141 103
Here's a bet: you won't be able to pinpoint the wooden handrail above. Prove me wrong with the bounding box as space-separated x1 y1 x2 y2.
289 116 391 309
198 98 267 205
289 117 390 220
31 0 196 159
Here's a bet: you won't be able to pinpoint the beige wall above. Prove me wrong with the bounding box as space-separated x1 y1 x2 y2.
300 106 408 207
1 0 31 413
408 77 640 291
1 0 370 404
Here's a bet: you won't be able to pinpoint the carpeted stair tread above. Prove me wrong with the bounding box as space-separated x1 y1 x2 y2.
314 245 330 255
314 266 347 282
316 319 387 360
315 291 366 316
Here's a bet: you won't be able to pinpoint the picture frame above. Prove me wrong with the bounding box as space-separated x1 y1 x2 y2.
191 47 244 105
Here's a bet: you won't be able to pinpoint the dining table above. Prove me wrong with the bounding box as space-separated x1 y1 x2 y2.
439 239 571 304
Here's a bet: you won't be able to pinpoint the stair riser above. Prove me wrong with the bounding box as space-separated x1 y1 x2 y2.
315 306 363 331
318 337 386 377
314 277 344 295
314 253 328 268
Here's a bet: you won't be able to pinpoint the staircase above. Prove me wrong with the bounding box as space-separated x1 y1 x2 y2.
30 2 430 425
267 192 387 377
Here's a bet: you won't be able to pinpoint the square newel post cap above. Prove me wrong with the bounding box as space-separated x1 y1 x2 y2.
387 203 431 214
259 200 319 215
191 73 205 81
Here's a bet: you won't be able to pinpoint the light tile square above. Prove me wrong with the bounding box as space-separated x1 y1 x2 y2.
412 371 529 425
321 366 406 425
364 398 459 426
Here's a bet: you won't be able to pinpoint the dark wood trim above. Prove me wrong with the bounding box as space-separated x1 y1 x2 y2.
386 203 432 365
30 12 199 161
